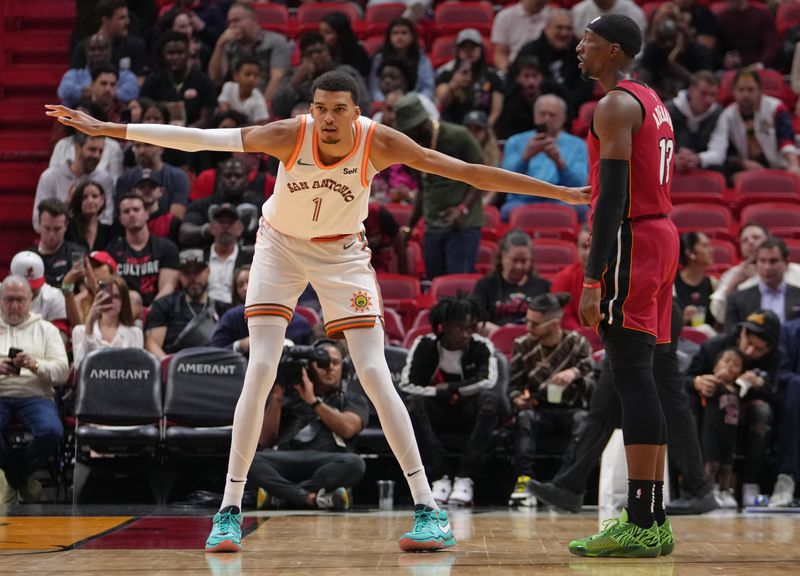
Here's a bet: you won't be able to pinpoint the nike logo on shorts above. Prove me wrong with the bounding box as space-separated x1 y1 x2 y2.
297 159 313 166
343 241 356 250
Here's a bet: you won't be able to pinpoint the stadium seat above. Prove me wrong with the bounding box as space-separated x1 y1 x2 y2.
295 305 321 328
383 239 425 279
433 1 494 36
508 204 579 241
363 34 385 57
383 307 406 345
251 2 291 35
777 0 800 39
411 308 431 330
377 273 422 327
482 204 503 242
709 238 739 273
572 100 597 138
670 170 731 206
734 169 800 211
739 202 800 239
429 273 483 300
476 240 499 275
670 202 737 239
402 325 432 349
364 2 407 38
785 238 800 263
531 239 578 274
490 324 527 358
296 2 363 35
73 348 163 504
680 326 709 345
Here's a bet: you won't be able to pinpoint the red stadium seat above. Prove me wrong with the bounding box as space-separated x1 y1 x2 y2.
785 238 800 263
572 100 597 138
475 240 499 275
433 1 494 36
718 68 795 109
363 34 385 57
411 308 431 330
490 324 528 358
251 2 291 35
777 1 800 39
670 170 731 206
531 239 578 274
708 238 739 275
481 204 503 242
383 240 425 280
295 305 320 328
508 204 579 241
403 325 432 349
377 273 422 328
429 273 482 301
383 307 406 345
670 203 736 239
364 2 407 38
740 202 800 240
734 170 800 211
296 2 362 35
681 326 709 344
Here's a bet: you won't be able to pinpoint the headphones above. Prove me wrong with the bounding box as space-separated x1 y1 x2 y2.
311 338 351 381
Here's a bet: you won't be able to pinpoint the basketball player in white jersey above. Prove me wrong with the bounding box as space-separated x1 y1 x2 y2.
47 71 589 553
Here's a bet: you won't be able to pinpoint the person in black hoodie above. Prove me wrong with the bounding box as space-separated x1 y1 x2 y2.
472 229 551 334
666 71 723 173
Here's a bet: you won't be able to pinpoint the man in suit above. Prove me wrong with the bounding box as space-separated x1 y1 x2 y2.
726 238 800 330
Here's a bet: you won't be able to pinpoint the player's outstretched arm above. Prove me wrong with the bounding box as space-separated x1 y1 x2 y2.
45 104 298 162
370 124 590 205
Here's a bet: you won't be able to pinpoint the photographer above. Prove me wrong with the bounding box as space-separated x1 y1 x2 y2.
249 340 368 510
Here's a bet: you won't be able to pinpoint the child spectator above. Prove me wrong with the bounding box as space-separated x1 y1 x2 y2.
701 347 746 509
217 56 270 125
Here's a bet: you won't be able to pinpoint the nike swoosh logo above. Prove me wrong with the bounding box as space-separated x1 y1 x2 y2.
231 479 246 483
439 522 451 534
406 469 421 477
343 241 356 250
297 159 314 166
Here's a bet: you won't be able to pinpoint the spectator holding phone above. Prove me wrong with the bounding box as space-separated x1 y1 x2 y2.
71 274 143 367
0 274 69 503
499 94 588 221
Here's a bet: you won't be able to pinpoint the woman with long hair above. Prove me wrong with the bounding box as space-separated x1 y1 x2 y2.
320 12 370 78
675 231 717 330
71 274 143 367
472 229 551 334
368 17 434 101
65 180 113 252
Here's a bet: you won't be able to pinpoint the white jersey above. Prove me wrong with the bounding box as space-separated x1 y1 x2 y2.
262 114 378 240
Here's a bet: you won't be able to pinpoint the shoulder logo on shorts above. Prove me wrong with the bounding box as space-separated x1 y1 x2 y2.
350 290 372 313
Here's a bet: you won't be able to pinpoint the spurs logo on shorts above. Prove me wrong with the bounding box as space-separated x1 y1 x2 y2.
350 290 372 313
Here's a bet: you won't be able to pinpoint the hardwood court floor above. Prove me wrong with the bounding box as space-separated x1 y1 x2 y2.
0 507 798 575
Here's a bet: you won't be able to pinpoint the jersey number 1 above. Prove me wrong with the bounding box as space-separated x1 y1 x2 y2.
658 138 674 185
312 196 322 222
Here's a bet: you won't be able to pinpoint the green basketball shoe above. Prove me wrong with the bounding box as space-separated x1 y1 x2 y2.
658 517 674 556
205 506 243 553
568 509 661 558
398 505 456 552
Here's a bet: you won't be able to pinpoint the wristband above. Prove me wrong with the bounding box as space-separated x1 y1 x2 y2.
310 397 323 410
61 282 75 295
582 281 601 289
458 204 469 216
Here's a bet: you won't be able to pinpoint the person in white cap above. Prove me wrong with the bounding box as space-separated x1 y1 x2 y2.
9 252 67 326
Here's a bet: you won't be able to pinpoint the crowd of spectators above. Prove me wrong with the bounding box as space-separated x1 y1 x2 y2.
1 0 800 509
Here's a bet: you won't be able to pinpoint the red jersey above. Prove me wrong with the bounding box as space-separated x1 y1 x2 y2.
588 79 674 221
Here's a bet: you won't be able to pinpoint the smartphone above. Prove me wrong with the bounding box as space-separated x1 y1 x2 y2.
97 281 109 293
533 123 547 134
71 250 85 270
8 347 23 359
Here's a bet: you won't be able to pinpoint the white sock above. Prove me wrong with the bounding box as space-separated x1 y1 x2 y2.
218 323 286 513
344 326 439 511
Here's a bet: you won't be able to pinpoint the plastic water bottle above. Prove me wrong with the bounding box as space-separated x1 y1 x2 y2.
754 494 770 507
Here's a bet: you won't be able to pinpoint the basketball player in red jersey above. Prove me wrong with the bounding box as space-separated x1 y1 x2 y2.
571 15 679 557
47 73 588 554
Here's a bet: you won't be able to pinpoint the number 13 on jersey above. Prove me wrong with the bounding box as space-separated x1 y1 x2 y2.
658 138 674 186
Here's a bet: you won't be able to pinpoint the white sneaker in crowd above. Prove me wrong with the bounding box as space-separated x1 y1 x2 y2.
768 474 796 508
447 477 474 507
431 476 452 506
718 488 738 509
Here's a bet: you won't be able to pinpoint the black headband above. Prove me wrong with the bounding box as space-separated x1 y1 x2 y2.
586 14 642 58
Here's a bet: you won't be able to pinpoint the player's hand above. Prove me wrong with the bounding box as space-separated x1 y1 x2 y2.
45 105 109 137
560 186 591 205
579 285 604 328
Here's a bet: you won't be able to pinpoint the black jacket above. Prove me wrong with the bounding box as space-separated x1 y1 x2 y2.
725 284 800 331
399 333 497 398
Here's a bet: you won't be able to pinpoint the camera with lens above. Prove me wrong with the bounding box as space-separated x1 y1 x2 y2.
276 345 331 389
